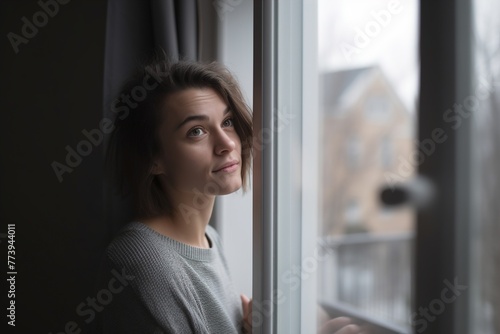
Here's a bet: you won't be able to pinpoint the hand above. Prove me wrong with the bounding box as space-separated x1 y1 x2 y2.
318 316 364 334
240 294 252 334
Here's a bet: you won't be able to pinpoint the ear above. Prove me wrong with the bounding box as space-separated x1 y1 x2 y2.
151 158 165 175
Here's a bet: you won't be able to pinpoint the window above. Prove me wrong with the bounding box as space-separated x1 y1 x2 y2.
380 135 392 168
253 0 417 332
344 199 362 227
470 0 500 332
317 1 417 332
365 95 390 122
346 135 362 169
250 0 499 333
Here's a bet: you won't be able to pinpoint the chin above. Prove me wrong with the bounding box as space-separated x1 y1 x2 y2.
219 182 242 195
214 175 242 195
211 170 242 194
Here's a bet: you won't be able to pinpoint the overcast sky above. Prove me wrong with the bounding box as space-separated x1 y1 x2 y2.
318 0 419 112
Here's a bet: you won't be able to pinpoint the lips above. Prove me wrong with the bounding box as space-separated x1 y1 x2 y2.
213 160 239 173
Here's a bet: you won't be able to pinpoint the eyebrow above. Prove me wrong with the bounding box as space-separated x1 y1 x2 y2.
175 115 208 130
175 107 231 130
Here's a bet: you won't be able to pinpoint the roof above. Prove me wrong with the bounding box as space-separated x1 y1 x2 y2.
320 66 374 109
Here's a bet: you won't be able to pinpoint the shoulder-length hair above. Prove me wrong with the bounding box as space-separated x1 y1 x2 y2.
106 59 253 220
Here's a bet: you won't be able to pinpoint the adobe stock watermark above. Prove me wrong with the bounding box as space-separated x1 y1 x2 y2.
409 277 467 333
384 75 500 189
48 267 135 334
339 0 403 62
51 72 163 183
213 0 244 21
7 0 71 54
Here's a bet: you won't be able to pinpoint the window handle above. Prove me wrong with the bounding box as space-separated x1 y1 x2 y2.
379 176 437 211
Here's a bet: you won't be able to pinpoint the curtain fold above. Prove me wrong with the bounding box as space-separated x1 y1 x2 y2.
151 0 198 61
175 0 198 60
151 0 179 60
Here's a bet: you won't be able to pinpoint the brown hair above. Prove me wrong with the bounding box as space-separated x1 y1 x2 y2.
106 59 253 220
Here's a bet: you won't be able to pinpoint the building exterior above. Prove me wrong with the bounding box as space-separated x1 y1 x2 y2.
320 66 415 236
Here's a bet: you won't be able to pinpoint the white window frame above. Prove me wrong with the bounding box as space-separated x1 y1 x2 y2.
253 0 319 333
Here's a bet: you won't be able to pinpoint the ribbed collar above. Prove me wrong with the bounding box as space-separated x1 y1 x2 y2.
127 222 216 262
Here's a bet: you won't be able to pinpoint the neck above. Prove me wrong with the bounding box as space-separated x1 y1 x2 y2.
142 195 215 249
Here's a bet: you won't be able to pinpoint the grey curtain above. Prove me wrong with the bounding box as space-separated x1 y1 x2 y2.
102 0 199 237
151 0 198 60
103 0 198 111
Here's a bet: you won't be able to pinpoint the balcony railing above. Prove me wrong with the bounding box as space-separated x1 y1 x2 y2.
318 232 414 334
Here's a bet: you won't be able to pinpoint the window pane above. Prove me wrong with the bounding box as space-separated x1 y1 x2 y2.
317 0 419 332
471 0 500 332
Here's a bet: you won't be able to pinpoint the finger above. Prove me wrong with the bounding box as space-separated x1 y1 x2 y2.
240 294 252 318
240 294 252 333
319 317 352 334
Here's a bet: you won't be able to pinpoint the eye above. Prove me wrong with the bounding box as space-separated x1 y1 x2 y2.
188 127 206 137
222 118 234 128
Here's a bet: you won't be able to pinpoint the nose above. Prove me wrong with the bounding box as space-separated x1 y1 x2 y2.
214 129 236 155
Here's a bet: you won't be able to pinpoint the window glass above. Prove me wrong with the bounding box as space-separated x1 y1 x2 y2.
470 0 500 332
317 0 419 331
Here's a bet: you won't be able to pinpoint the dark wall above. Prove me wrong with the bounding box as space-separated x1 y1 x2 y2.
0 1 109 332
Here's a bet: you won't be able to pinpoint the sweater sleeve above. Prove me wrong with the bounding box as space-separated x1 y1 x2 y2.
97 255 166 334
99 230 211 334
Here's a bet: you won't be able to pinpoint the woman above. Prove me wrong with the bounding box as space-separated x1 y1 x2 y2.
101 58 252 333
100 58 361 334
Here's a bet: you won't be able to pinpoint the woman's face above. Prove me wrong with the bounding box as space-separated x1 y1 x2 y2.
153 87 242 201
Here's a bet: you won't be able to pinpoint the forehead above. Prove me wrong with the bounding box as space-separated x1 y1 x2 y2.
162 88 227 118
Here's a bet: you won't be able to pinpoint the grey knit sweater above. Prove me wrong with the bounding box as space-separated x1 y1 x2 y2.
99 222 243 334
